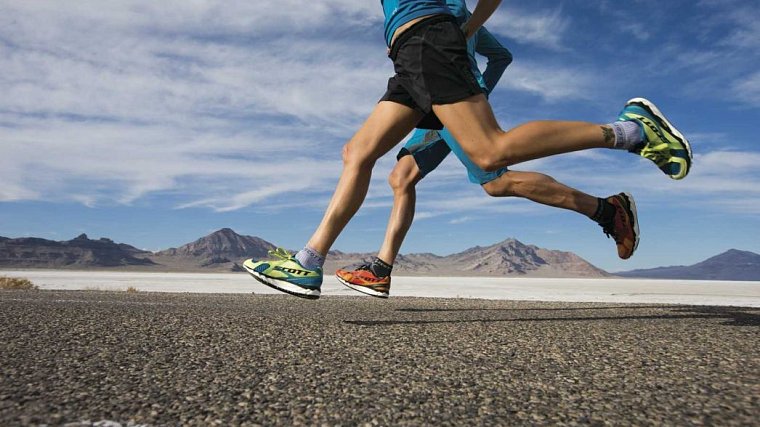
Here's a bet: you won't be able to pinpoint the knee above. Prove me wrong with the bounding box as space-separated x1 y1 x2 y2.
342 142 375 169
472 153 510 173
388 158 419 193
482 174 517 197
472 155 499 172
471 132 516 171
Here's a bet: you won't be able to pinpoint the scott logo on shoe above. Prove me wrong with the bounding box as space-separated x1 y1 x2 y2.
274 266 312 276
639 117 665 140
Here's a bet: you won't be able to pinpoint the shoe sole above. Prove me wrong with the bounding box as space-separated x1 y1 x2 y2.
243 263 321 300
620 192 640 258
336 275 389 299
627 97 692 178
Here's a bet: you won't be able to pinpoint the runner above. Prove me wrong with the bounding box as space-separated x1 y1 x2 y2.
243 0 692 299
336 0 515 297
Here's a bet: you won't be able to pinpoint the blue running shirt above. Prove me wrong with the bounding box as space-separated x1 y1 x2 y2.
381 0 452 46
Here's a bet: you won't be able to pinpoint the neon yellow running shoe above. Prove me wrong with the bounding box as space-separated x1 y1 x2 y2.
618 98 692 180
242 248 322 299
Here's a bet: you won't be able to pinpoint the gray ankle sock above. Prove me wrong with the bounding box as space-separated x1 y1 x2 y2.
609 121 644 151
295 246 325 270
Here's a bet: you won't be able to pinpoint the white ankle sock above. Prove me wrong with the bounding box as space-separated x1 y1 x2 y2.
609 121 644 151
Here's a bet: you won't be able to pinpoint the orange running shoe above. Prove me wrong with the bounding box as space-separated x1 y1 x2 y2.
336 264 391 298
600 193 639 260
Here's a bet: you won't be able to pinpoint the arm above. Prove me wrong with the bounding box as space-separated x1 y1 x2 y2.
461 0 502 39
474 26 512 94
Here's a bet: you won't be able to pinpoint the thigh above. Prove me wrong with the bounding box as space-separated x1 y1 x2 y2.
431 94 503 161
345 101 424 164
438 128 508 185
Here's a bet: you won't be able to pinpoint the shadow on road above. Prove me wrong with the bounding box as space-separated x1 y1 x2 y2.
346 305 760 327
396 305 685 313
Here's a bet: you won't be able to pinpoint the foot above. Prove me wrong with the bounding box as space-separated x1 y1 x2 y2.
618 98 692 180
336 264 391 298
600 193 639 260
242 248 322 299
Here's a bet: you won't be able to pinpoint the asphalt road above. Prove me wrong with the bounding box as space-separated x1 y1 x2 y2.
1 290 758 426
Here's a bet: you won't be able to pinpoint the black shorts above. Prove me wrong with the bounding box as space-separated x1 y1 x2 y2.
379 14 484 130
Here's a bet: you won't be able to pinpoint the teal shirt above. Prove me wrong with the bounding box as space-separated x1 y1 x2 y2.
381 0 451 47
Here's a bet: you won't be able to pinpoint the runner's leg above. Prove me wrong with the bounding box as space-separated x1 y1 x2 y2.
480 170 640 259
334 153 423 298
306 101 423 255
377 155 424 265
481 170 598 217
432 94 613 171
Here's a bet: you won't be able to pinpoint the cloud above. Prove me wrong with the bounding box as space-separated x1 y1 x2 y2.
652 0 760 108
732 71 760 106
538 149 760 216
493 60 597 102
1 0 758 222
449 216 474 224
487 6 570 50
0 1 389 210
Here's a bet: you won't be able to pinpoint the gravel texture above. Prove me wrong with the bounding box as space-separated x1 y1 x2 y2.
1 290 758 426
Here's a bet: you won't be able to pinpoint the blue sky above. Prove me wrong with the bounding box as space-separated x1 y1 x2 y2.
1 0 759 273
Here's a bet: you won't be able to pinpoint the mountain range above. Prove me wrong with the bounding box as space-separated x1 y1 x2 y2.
1 229 758 280
0 228 605 278
0 234 156 268
616 249 760 281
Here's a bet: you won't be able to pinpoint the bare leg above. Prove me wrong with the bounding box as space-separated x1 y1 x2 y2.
481 170 598 217
377 155 423 265
306 102 422 255
432 94 615 171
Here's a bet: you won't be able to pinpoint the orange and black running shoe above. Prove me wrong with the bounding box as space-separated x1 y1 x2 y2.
336 264 391 298
600 193 639 260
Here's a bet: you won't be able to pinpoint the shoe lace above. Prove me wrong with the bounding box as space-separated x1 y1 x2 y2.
267 247 293 260
600 222 620 244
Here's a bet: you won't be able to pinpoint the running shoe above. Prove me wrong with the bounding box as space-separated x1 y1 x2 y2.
618 98 692 180
600 193 639 260
336 264 391 298
242 248 322 299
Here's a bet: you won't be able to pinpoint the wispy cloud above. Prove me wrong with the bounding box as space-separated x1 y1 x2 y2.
732 71 760 106
0 1 387 210
487 6 570 50
493 60 597 102
660 0 760 107
449 216 474 224
1 0 758 225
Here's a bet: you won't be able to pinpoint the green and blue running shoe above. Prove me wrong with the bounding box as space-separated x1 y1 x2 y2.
242 248 322 299
618 98 692 180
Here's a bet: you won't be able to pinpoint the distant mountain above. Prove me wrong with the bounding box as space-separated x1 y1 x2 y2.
0 230 609 277
325 238 608 278
0 234 156 268
617 249 760 281
154 228 275 268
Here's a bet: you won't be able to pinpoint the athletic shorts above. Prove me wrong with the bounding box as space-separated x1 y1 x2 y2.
398 128 509 185
380 14 484 130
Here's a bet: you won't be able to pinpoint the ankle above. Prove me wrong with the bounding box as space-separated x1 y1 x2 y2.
369 256 393 278
590 198 616 224
295 246 325 270
608 121 644 151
